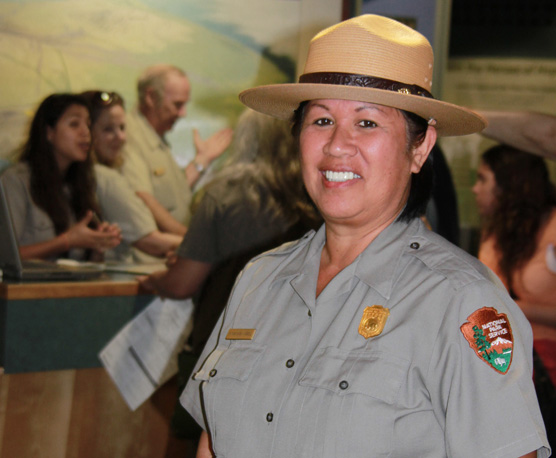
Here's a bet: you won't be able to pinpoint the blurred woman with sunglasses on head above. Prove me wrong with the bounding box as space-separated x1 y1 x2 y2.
0 93 121 261
81 90 183 262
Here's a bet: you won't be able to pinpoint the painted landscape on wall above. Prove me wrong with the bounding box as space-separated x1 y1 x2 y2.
0 0 302 161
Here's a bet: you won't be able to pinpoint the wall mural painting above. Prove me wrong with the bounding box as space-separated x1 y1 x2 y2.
0 0 304 163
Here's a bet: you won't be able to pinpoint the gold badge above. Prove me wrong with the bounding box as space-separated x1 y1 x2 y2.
225 328 256 340
153 167 166 176
358 305 390 339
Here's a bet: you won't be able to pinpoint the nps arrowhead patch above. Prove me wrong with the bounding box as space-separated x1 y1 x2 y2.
460 307 513 374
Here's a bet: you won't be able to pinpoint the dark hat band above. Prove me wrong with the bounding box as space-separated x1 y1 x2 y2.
299 72 433 99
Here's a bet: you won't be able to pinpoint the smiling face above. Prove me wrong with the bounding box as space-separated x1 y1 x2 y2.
299 99 434 231
46 104 91 173
472 161 499 218
92 104 126 167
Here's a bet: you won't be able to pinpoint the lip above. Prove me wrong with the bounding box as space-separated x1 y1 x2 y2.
78 142 91 152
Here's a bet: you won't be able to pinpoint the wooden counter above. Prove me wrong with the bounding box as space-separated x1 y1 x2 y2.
0 274 143 300
0 275 197 458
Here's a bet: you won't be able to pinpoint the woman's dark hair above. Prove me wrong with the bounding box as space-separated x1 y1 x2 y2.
18 93 99 235
481 144 556 287
291 102 433 222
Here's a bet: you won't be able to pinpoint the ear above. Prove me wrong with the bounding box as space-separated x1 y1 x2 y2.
410 126 437 174
144 87 158 109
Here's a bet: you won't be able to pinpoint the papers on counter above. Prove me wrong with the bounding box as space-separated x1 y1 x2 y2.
99 296 194 410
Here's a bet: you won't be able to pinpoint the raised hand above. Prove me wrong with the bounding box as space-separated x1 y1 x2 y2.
193 127 234 165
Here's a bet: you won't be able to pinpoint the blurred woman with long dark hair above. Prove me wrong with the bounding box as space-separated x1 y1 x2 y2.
1 93 120 260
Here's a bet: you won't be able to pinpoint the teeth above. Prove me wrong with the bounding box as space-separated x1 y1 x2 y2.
324 171 361 182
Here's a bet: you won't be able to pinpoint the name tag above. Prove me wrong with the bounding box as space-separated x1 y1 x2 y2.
225 328 256 340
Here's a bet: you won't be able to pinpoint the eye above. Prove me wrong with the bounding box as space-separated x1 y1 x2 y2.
358 119 377 128
314 117 333 126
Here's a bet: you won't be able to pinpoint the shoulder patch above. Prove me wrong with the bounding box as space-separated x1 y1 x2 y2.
460 307 513 374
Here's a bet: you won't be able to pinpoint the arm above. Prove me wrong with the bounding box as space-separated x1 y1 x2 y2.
132 230 183 258
19 211 122 260
137 255 211 299
184 128 233 187
477 110 556 159
135 191 187 236
196 431 213 458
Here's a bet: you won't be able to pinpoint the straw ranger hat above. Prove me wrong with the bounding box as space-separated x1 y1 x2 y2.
239 14 486 137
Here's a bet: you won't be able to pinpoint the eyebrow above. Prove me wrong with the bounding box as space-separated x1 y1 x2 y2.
308 101 386 114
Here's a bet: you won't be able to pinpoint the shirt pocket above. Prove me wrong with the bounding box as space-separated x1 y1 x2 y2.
195 343 266 456
297 346 410 457
299 346 408 402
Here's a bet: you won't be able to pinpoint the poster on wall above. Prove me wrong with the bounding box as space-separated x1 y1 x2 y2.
0 0 341 165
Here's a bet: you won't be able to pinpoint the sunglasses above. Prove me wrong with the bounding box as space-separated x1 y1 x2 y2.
92 91 124 107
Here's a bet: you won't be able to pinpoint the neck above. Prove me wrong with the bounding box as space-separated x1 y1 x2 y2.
315 215 397 297
140 106 165 138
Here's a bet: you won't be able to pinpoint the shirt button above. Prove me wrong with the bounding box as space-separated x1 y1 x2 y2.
339 380 349 390
266 412 274 422
286 359 295 368
308 310 312 317
410 242 420 250
209 369 217 377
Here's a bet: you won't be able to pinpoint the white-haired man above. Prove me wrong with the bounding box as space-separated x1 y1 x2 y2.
121 64 233 236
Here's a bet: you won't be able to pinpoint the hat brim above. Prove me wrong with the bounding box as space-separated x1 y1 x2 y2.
239 83 486 137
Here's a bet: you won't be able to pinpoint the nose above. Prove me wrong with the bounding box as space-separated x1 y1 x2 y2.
83 125 91 140
471 181 479 195
118 128 126 143
324 124 356 157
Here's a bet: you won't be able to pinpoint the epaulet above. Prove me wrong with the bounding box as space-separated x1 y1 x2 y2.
406 233 488 291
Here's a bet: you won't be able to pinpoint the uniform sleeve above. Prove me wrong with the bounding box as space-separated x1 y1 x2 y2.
1 167 30 239
178 260 251 429
95 165 157 243
427 279 550 457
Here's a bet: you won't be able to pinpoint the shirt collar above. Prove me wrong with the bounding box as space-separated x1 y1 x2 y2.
353 218 420 299
272 218 422 301
132 108 170 150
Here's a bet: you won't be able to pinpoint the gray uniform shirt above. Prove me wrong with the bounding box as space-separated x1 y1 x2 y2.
181 218 550 458
0 163 85 260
